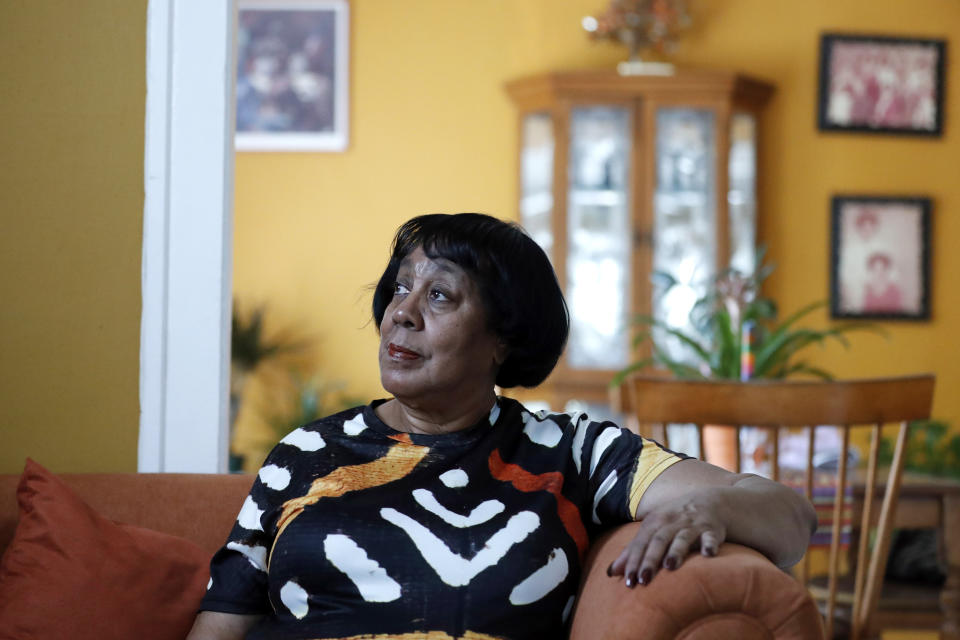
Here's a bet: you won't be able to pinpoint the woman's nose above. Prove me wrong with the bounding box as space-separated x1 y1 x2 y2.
391 296 423 330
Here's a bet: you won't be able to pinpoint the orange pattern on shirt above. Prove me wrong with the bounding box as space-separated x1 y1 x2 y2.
487 449 589 557
274 439 429 550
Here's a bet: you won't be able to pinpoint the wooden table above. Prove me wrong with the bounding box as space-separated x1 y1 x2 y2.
851 472 960 639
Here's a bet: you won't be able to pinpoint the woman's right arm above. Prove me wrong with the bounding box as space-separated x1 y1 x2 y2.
185 611 263 640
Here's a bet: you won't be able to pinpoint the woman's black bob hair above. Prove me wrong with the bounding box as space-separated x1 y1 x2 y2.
373 213 569 388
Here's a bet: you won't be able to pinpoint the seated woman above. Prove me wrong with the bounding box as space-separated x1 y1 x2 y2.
188 213 816 640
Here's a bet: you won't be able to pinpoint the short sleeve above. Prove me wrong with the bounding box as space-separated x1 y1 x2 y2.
574 418 689 526
625 437 688 518
199 436 305 615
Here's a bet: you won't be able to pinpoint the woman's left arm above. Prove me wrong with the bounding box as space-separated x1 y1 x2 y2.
608 459 817 587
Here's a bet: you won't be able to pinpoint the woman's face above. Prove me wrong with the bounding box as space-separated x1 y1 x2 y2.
867 257 892 284
378 246 505 407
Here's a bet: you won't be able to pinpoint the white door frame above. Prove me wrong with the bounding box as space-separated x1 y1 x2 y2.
139 0 235 472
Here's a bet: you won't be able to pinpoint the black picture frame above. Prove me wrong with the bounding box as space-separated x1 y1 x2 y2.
817 33 946 136
830 195 931 321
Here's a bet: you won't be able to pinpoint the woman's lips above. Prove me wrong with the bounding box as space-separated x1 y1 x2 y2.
387 343 421 360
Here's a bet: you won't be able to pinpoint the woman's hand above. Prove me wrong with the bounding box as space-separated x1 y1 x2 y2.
608 459 817 587
607 487 728 587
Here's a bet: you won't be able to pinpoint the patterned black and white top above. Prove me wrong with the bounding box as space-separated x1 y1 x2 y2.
200 396 687 640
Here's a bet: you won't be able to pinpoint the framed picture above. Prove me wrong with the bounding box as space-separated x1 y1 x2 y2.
235 0 349 152
817 33 946 136
830 196 931 320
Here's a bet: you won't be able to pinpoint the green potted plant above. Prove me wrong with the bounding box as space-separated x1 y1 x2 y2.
613 250 881 468
230 302 308 471
879 419 960 480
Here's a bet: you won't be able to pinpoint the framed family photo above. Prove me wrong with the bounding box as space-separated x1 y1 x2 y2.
818 33 946 136
235 0 350 152
830 196 931 320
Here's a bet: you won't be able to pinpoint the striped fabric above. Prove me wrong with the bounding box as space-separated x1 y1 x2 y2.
783 469 852 549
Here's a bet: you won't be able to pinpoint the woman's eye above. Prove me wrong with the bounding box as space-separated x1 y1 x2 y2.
429 288 449 302
393 282 410 296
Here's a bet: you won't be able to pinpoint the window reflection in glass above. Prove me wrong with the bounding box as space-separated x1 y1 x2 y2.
653 108 716 365
520 113 555 260
566 106 631 370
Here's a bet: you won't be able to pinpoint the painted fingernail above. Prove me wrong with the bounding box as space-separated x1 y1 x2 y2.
625 574 635 588
703 547 716 557
639 568 652 585
606 563 614 577
664 556 677 570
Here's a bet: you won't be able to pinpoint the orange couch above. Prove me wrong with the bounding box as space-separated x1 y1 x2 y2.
0 471 823 639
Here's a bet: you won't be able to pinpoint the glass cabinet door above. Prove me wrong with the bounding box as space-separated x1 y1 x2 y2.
652 107 717 364
506 70 771 407
565 106 632 370
728 112 758 275
519 112 555 260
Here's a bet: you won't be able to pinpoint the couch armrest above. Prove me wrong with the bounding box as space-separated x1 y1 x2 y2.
569 522 824 640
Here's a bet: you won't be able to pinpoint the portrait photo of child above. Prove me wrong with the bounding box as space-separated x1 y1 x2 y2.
830 196 931 320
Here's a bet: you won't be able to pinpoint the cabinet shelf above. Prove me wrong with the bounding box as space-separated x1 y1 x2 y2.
569 189 627 207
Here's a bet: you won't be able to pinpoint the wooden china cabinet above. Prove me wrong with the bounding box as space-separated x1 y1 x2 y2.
505 68 774 410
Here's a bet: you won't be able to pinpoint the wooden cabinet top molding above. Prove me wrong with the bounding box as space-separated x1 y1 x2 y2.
505 68 774 110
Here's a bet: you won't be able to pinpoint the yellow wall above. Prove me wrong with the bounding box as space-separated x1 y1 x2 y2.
675 1 959 425
1 0 955 474
234 0 959 454
0 1 146 473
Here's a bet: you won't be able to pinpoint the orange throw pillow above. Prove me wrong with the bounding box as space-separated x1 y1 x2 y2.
0 459 210 640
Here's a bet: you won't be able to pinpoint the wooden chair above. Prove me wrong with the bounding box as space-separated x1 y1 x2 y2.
613 375 936 640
